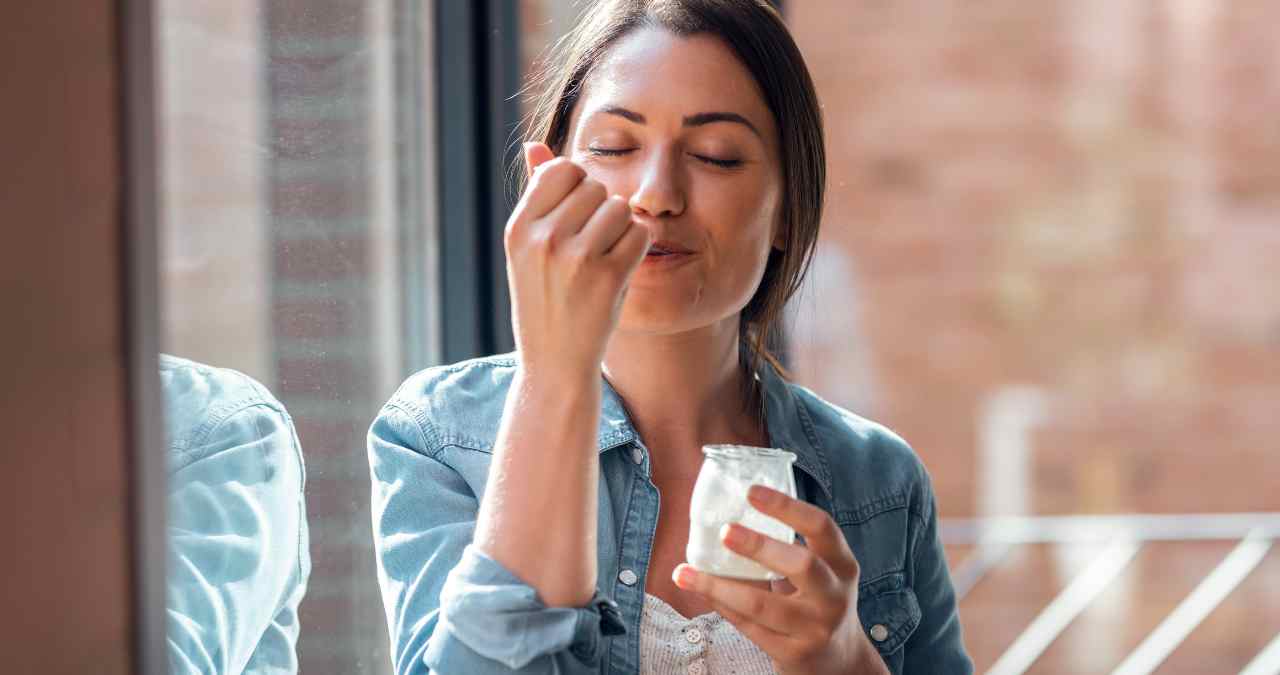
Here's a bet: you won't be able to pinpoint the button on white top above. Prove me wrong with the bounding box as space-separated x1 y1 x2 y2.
630 445 644 464
870 623 889 642
685 627 703 644
618 569 638 586
687 661 705 675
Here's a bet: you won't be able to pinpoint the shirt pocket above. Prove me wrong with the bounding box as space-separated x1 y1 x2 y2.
856 572 922 662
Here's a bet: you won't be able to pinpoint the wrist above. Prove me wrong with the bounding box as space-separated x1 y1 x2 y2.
516 353 602 389
850 631 890 675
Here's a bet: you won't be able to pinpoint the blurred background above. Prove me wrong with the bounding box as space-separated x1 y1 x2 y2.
156 1 1279 673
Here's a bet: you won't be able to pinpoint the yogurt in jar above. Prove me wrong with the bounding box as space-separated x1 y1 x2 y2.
686 444 798 580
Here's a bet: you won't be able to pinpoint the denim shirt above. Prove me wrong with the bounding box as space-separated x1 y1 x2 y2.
368 352 972 675
161 354 311 674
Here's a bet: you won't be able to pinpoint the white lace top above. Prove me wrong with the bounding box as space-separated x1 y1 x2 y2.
639 592 778 675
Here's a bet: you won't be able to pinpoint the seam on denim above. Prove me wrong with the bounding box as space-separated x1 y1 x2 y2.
171 395 277 455
789 388 835 496
858 568 907 592
615 453 640 575
383 401 443 459
835 490 910 525
282 410 308 582
164 360 281 452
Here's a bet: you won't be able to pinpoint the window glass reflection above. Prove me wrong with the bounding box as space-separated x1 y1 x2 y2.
161 355 310 673
158 1 430 672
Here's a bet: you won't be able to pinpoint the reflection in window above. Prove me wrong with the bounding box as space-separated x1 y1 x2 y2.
161 355 309 673
158 2 436 672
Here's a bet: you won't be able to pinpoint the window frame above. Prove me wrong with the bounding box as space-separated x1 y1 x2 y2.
121 0 167 673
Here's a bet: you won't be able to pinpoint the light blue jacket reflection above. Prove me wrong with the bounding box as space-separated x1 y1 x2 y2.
368 352 973 675
162 355 311 675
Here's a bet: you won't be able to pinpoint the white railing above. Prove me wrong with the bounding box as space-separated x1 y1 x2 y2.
939 513 1280 675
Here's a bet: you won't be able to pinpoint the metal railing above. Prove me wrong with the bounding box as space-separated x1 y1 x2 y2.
939 513 1280 675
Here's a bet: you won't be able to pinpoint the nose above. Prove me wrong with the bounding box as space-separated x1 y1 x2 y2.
628 147 686 219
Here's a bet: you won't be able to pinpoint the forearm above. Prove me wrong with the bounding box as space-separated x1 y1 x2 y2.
473 366 601 608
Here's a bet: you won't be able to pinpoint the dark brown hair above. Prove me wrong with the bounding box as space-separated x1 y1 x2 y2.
516 0 826 421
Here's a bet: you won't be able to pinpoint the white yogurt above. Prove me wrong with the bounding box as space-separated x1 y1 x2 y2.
686 444 798 580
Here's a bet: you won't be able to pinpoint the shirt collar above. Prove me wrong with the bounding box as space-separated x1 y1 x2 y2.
595 358 834 503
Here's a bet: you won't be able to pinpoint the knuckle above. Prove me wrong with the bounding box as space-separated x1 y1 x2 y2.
549 158 585 181
601 194 629 218
567 242 591 265
528 227 555 254
747 594 768 616
581 179 607 203
799 551 824 578
532 158 576 185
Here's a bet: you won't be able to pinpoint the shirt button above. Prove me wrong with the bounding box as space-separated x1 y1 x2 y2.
618 569 638 586
685 627 703 644
630 445 644 464
687 661 705 675
870 624 889 642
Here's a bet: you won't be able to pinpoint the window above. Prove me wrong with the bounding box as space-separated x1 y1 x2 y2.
157 2 438 671
149 1 1280 673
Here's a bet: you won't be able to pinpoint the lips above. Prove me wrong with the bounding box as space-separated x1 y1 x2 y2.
646 239 694 256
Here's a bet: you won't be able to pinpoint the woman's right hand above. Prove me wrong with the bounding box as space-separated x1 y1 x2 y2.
504 142 653 381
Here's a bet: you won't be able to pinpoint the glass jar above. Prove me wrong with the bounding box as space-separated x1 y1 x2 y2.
686 444 798 580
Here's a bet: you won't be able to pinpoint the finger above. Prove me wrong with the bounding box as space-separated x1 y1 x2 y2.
705 597 807 662
770 576 799 596
542 177 608 240
575 195 633 255
524 141 555 177
720 522 839 595
520 158 587 220
604 217 650 264
748 485 860 580
673 563 816 635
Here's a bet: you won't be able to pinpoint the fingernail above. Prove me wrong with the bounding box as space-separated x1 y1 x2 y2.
720 522 748 546
674 566 696 587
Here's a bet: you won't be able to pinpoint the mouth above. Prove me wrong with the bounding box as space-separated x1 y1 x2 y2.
645 240 694 257
640 247 695 269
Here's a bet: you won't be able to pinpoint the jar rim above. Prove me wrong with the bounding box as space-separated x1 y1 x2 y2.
702 444 797 462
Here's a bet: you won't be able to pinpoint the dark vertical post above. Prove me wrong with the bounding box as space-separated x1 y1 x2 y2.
435 0 521 362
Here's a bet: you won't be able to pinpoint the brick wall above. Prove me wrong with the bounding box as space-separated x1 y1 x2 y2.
264 2 391 672
785 0 1280 519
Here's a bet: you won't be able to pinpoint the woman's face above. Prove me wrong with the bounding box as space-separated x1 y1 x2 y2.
566 27 784 336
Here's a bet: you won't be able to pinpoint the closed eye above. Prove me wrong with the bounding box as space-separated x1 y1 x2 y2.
692 154 743 169
587 147 744 169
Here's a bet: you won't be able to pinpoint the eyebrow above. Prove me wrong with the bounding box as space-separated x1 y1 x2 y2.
597 105 762 139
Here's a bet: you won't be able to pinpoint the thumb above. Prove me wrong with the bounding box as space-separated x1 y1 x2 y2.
524 141 556 178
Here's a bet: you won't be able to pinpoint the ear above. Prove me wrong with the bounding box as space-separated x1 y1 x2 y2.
524 141 556 178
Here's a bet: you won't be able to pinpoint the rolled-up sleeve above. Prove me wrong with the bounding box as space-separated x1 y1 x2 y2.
368 402 623 675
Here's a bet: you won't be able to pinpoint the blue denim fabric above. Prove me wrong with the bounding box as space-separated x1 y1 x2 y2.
161 355 311 674
368 352 972 674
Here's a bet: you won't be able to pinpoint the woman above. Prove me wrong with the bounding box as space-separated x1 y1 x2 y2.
368 1 972 673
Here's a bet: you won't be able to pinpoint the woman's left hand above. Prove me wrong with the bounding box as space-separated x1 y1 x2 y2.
672 485 890 675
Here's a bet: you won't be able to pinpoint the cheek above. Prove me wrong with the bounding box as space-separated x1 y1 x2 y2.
701 182 777 255
571 156 633 196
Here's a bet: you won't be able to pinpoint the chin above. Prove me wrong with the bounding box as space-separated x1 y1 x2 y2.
617 293 702 335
